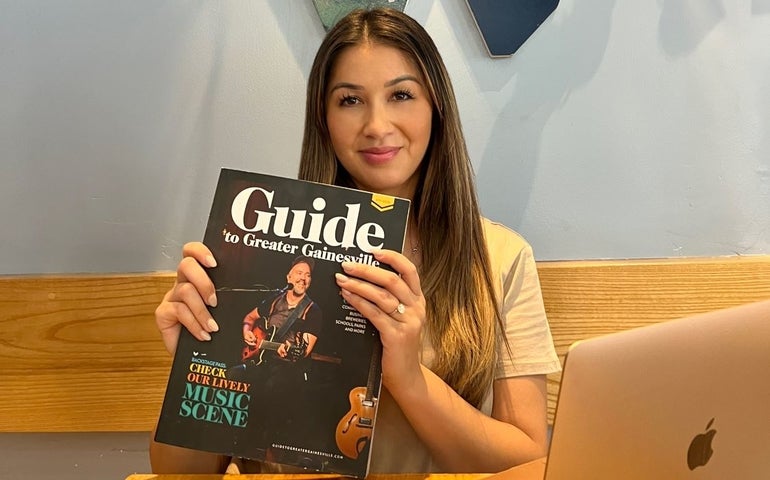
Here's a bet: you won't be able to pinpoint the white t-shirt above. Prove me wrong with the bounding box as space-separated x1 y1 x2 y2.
230 218 561 474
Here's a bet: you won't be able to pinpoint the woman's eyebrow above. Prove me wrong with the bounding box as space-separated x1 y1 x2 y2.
385 74 421 87
328 82 361 93
328 75 421 94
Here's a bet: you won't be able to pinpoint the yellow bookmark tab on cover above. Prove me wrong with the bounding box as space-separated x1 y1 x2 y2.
370 194 395 212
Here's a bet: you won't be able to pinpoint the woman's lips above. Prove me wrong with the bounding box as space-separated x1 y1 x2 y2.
360 146 400 164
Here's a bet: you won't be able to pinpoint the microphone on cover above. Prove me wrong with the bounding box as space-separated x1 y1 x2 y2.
215 282 293 293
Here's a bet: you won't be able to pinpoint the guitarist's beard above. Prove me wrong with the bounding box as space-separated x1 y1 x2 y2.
290 281 308 297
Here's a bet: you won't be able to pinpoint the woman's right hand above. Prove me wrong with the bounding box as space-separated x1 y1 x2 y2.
155 242 220 356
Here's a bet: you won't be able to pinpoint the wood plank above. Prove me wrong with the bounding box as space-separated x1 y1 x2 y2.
2 256 769 432
538 255 770 422
126 474 491 480
0 274 175 431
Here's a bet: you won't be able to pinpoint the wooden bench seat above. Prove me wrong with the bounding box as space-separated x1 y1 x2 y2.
2 256 769 432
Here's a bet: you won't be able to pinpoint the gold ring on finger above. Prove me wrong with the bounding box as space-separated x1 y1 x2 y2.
390 303 406 315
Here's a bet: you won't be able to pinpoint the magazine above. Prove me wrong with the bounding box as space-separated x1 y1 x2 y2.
154 168 410 478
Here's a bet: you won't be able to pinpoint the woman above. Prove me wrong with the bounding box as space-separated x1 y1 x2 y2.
151 7 560 474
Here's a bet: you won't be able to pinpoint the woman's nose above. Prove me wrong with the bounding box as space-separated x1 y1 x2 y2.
362 103 392 137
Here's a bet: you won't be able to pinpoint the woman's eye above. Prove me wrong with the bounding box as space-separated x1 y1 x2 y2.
393 90 415 101
340 95 360 106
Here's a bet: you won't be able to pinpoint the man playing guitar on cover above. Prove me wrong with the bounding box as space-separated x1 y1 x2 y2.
241 255 323 367
229 256 324 449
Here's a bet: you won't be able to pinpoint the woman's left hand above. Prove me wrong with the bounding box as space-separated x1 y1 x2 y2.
335 249 426 393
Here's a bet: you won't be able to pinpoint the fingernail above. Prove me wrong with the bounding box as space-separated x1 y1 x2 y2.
207 318 219 332
206 255 217 268
208 294 217 307
200 331 212 341
335 272 349 283
341 262 353 271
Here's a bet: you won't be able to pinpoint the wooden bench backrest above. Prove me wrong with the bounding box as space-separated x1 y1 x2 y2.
0 274 173 432
2 256 769 431
538 256 770 423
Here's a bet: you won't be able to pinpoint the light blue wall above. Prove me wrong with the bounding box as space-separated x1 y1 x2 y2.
2 0 769 274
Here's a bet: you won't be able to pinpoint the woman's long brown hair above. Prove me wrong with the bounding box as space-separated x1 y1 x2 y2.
298 8 504 408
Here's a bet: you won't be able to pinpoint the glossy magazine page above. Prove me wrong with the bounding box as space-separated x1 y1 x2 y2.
155 168 409 478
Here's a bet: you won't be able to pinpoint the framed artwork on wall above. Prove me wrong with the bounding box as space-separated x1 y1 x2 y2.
466 0 559 57
313 0 408 31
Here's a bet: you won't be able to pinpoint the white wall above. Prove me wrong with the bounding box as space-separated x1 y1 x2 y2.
2 0 768 274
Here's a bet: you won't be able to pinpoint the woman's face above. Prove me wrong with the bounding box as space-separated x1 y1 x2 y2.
325 43 433 200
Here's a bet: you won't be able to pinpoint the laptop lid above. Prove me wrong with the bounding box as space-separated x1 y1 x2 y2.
544 299 770 480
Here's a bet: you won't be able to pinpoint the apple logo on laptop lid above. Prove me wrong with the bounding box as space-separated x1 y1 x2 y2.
687 417 717 471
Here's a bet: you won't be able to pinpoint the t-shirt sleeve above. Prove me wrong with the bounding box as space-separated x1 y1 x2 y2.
486 221 562 379
301 302 323 337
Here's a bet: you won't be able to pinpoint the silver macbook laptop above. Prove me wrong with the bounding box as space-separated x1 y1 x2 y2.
543 299 770 480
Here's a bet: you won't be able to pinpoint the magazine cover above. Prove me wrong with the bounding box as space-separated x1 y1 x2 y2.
154 168 410 478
